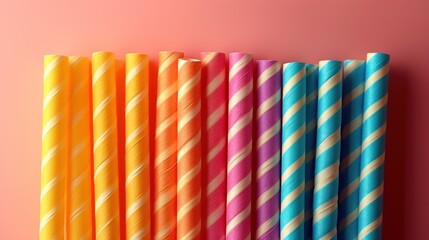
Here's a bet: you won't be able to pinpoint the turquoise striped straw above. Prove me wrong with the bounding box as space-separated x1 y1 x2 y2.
313 60 342 239
358 53 390 240
304 64 318 239
338 60 366 239
280 62 306 240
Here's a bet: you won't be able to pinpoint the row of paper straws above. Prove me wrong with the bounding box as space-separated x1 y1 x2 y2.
40 51 389 240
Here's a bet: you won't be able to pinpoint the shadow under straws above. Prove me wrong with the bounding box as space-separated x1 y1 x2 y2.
115 59 127 240
382 64 406 239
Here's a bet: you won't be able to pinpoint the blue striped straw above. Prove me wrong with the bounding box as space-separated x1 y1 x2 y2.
358 53 390 240
313 60 342 240
281 62 306 240
338 60 366 239
304 64 318 239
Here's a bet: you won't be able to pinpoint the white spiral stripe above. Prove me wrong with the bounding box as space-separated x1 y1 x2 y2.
228 80 253 112
92 58 114 87
126 194 148 219
156 84 177 108
227 172 251 204
207 169 225 196
207 70 226 96
95 187 114 212
126 91 144 115
43 56 62 80
126 62 144 85
227 111 252 142
229 55 252 81
93 96 111 121
126 162 146 186
42 115 60 140
43 85 62 110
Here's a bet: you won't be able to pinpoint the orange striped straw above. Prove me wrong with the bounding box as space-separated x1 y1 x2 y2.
154 51 184 240
125 53 151 240
67 56 93 239
92 51 120 239
177 58 202 240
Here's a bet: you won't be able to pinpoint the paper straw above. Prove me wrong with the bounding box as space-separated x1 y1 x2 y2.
154 51 183 240
92 51 120 239
281 62 306 240
255 60 281 240
177 58 202 240
40 55 69 239
312 60 342 240
338 60 365 239
67 56 92 239
125 53 151 240
304 64 318 239
201 52 227 240
226 52 253 240
357 53 389 240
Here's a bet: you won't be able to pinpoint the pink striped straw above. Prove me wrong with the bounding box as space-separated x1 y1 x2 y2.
226 52 254 240
201 52 227 240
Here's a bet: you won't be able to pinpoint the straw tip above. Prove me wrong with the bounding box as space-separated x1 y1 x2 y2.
201 51 225 56
319 60 342 69
229 52 253 57
283 61 306 65
92 51 115 58
367 52 390 62
178 58 201 62
178 58 202 70
305 63 319 68
367 52 390 57
256 59 278 63
159 50 184 55
126 52 149 57
319 59 342 63
344 59 365 63
283 62 306 70
44 54 67 59
68 56 90 65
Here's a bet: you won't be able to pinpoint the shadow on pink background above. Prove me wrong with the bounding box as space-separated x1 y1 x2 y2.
1 0 427 239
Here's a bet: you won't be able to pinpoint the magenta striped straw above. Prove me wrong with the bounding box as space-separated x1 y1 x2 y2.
226 52 254 239
255 60 282 240
201 52 227 240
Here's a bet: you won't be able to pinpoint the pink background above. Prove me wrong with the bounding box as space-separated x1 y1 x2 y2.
0 0 428 239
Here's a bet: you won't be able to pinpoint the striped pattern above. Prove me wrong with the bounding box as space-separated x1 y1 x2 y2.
125 54 151 240
280 62 306 240
357 53 389 240
201 52 227 240
255 60 281 240
177 58 202 240
40 55 69 239
312 60 343 240
226 52 253 240
154 51 183 240
67 56 92 239
92 51 121 239
304 63 318 239
338 60 365 240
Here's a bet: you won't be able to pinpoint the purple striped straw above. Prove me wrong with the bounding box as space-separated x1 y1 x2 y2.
255 60 282 240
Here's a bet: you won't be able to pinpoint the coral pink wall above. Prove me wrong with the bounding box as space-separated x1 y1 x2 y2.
1 0 427 239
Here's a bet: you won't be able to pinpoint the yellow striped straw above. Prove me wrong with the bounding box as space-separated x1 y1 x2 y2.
92 51 120 239
125 53 151 240
40 55 69 239
66 56 93 239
